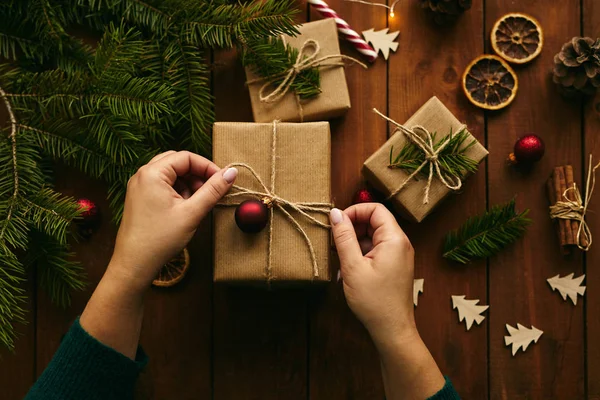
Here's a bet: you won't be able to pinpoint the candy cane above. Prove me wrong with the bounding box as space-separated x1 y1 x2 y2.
307 0 378 63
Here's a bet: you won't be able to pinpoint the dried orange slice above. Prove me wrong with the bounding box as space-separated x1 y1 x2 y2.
491 13 543 64
462 55 518 110
152 248 190 287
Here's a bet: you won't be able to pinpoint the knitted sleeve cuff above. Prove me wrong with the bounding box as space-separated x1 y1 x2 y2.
26 317 148 400
427 377 460 400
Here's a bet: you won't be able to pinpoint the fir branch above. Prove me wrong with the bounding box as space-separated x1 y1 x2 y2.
181 0 298 48
21 188 81 245
241 36 321 100
14 123 123 181
388 128 478 180
0 25 46 62
0 86 21 246
443 199 531 264
0 244 26 351
34 236 86 308
161 39 213 155
0 0 302 351
93 24 144 81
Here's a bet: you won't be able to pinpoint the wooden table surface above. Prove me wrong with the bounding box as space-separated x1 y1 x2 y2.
2 1 600 399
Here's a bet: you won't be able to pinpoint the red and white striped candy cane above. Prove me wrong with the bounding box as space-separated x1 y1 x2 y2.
307 0 378 63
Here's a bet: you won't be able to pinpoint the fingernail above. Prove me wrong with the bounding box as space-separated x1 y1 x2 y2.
223 167 238 183
336 270 342 283
330 208 343 225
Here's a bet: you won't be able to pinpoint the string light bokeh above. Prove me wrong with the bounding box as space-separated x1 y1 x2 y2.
343 0 401 18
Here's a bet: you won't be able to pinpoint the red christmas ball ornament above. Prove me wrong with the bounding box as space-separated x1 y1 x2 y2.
76 198 100 224
508 134 545 165
235 199 269 233
352 188 376 204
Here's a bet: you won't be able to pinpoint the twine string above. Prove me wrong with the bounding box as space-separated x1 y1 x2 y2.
220 121 333 280
246 39 367 121
549 155 600 251
373 108 464 204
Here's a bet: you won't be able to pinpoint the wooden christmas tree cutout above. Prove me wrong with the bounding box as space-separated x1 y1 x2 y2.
547 273 586 305
504 324 543 356
413 279 424 306
451 295 489 330
362 28 399 60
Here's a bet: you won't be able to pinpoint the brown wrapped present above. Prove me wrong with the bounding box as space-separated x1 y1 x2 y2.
213 122 332 283
246 18 353 123
362 96 488 222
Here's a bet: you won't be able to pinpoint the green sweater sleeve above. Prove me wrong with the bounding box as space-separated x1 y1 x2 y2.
25 317 147 400
427 377 460 400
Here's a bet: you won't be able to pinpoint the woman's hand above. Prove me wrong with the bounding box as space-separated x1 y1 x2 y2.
330 203 446 399
329 203 417 345
109 150 238 292
81 151 237 360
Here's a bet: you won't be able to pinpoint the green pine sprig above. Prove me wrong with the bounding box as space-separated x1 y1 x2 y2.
443 199 531 264
241 36 321 100
388 128 479 180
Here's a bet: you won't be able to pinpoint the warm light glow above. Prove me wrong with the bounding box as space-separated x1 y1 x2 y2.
389 11 395 17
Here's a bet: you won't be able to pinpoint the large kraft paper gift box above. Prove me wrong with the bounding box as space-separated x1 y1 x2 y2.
362 96 488 222
213 122 331 283
245 18 351 123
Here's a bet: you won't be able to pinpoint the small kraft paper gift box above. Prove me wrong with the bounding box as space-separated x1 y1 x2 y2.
213 121 332 284
245 18 357 123
362 96 488 223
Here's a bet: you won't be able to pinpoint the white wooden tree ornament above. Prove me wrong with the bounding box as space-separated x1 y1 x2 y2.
362 28 399 60
451 295 489 330
504 324 543 356
413 279 424 306
547 273 586 305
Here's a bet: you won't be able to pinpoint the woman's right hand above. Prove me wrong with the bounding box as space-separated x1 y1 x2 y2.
330 203 447 399
329 203 418 347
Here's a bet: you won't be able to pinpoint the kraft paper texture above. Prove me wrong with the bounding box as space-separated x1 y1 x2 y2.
213 122 331 283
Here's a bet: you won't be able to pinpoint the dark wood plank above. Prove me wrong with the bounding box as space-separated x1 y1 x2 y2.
387 2 488 398
486 1 585 398
307 1 387 398
583 1 600 398
211 4 309 399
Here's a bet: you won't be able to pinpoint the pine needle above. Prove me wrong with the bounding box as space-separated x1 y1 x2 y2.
443 199 531 264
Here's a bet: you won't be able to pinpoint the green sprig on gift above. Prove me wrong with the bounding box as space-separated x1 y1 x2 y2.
443 199 531 264
242 36 322 99
388 128 479 179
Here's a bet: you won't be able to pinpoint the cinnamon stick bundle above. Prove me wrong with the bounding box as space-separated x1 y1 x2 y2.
547 165 583 254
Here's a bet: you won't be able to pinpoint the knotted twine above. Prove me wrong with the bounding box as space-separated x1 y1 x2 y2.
373 108 466 204
549 155 600 251
219 121 333 281
246 39 367 122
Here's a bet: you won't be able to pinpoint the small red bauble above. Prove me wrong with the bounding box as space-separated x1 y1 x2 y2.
235 199 269 233
76 198 99 224
509 134 545 165
352 188 376 204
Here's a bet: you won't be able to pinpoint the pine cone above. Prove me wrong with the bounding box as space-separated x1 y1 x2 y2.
419 0 472 24
553 37 600 97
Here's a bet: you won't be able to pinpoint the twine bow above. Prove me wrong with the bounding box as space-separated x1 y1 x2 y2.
246 39 367 121
549 155 600 251
220 121 333 281
373 108 465 204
